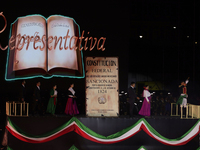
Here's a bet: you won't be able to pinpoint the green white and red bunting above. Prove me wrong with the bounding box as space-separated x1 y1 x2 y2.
138 146 147 150
6 117 200 146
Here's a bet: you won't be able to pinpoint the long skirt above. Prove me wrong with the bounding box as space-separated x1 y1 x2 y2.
139 97 151 116
176 94 187 106
46 98 57 115
65 98 79 115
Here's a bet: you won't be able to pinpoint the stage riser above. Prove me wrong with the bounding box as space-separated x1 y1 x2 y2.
7 116 199 150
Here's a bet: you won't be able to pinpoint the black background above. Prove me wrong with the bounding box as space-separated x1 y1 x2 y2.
0 0 130 113
0 0 199 103
0 0 200 149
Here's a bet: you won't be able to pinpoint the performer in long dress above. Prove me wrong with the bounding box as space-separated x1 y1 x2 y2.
46 85 58 115
138 85 151 116
176 77 189 114
65 83 79 115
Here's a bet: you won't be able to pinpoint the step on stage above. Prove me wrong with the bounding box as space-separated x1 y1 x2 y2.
4 115 200 150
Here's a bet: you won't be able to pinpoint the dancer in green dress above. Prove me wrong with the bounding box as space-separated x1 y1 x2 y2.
46 85 58 115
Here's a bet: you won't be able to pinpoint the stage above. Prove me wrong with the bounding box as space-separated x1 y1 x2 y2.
2 115 200 150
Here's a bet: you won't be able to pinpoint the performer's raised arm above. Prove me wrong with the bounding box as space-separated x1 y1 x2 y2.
185 77 190 85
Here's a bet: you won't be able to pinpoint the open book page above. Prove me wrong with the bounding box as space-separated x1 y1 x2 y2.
13 15 47 71
47 15 78 71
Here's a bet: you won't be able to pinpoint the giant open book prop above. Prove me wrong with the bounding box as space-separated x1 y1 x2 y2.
6 14 84 80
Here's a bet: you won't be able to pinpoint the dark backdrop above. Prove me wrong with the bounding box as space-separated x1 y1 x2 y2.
0 0 130 114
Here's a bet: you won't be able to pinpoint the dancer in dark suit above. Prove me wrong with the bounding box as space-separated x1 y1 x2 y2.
19 80 26 102
32 81 41 115
19 80 27 114
128 82 139 117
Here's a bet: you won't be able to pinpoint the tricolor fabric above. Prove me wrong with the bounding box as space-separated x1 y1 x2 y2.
176 94 187 105
69 145 79 150
6 146 200 150
138 146 147 150
6 117 200 146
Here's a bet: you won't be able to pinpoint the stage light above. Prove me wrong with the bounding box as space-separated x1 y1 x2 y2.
168 92 170 95
173 27 176 29
121 91 124 93
134 103 137 105
139 35 143 38
125 93 127 95
195 42 197 44
139 100 142 102
187 36 189 38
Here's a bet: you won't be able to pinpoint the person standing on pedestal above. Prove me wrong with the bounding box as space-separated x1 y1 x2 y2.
32 81 41 116
128 82 139 117
65 83 79 116
176 77 189 115
46 85 58 116
138 85 151 117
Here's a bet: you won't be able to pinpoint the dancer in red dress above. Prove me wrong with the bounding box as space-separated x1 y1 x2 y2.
65 83 79 115
138 85 151 117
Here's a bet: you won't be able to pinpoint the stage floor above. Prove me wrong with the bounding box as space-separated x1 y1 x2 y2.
2 115 200 150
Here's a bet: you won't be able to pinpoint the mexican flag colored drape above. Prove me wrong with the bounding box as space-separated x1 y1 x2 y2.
6 117 200 146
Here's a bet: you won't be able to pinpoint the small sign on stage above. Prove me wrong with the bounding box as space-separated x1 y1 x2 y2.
85 57 119 117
